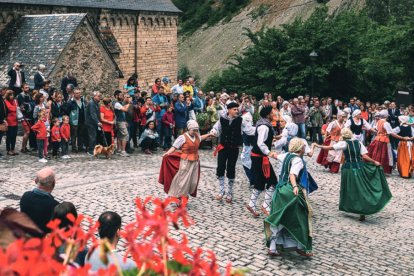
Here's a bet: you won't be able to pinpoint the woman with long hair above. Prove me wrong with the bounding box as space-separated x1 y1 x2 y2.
100 97 115 146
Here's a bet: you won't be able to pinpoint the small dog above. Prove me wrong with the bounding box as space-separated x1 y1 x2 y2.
93 144 115 159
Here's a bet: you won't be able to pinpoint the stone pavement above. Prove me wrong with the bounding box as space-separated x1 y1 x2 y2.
1 143 413 275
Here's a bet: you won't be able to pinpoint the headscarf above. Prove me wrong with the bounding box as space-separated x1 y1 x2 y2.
352 109 361 117
337 110 346 117
288 137 305 153
187 120 199 130
343 107 351 115
282 101 289 107
379 110 388 118
341 128 353 140
220 93 229 100
399 115 409 125
282 115 292 124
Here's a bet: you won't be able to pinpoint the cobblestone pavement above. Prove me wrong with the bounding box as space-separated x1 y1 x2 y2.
1 141 413 275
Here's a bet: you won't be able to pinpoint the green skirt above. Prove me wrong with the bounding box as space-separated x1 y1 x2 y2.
264 183 312 252
340 162 392 215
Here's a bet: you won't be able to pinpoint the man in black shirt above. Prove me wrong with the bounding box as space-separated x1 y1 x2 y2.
20 167 59 235
0 86 8 159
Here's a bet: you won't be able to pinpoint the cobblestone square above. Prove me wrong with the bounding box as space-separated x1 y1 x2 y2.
1 146 413 275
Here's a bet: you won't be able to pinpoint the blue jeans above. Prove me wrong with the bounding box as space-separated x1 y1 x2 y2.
297 123 306 139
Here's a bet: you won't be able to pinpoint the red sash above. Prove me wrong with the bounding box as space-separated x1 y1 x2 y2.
250 152 271 179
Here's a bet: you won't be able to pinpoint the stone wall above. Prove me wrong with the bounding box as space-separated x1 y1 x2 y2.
50 23 119 95
136 12 178 88
0 4 179 90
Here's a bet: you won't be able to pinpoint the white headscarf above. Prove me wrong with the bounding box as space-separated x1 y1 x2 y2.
343 107 351 115
337 110 346 117
379 110 388 118
352 109 361 117
399 115 409 125
282 115 292 124
187 120 199 130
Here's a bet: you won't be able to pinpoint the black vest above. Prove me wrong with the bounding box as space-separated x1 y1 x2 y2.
220 116 242 147
252 124 273 155
350 119 363 135
400 125 412 137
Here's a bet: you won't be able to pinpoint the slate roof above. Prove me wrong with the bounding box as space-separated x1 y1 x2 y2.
0 14 120 87
0 0 181 13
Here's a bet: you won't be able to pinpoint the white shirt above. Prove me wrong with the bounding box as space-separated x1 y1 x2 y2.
14 69 22 87
332 140 368 155
256 125 271 155
172 84 184 95
276 153 304 176
173 133 200 149
114 102 123 110
345 118 372 130
326 120 344 133
374 121 393 134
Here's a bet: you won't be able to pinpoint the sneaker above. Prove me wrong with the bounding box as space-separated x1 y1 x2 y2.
87 152 94 156
120 151 130 157
61 155 70 159
38 158 48 163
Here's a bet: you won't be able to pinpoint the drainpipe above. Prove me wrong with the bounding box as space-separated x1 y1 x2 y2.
134 13 138 76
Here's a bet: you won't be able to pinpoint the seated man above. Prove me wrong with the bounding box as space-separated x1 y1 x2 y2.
20 167 59 235
85 211 136 271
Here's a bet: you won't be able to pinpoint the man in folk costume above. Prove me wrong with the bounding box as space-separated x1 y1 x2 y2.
211 102 249 203
345 109 373 145
368 110 399 175
240 108 256 188
393 116 414 178
264 138 317 257
314 128 392 222
246 106 278 217
317 110 347 173
159 120 212 203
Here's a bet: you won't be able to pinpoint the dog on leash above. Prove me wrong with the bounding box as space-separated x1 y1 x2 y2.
93 144 116 159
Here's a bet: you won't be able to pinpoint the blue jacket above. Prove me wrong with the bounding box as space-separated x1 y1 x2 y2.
152 94 168 120
174 101 187 128
193 95 205 112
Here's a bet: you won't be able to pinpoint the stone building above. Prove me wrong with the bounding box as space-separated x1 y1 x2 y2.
0 0 180 90
0 14 121 93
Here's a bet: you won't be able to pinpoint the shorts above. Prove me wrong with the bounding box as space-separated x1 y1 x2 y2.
116 121 129 141
22 120 31 134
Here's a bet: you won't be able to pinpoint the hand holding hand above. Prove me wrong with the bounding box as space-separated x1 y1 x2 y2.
293 186 299 196
374 161 381 167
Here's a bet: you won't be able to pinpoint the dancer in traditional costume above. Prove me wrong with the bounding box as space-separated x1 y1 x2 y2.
160 120 212 202
316 110 347 173
211 102 250 203
246 106 278 217
368 110 398 175
273 115 298 152
240 111 256 188
345 109 373 144
394 116 414 178
314 128 392 221
264 138 316 257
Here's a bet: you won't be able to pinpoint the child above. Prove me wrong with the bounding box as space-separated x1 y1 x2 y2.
161 105 175 150
31 110 48 163
60 115 71 159
138 121 159 154
51 118 61 158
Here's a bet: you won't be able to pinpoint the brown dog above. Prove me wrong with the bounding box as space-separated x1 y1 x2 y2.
93 144 115 159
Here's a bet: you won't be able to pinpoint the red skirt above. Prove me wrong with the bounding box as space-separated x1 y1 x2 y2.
317 136 331 167
368 140 392 174
158 152 199 197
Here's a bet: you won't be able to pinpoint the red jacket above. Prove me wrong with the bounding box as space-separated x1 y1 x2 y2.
51 125 61 142
162 111 175 127
60 123 70 141
31 120 47 139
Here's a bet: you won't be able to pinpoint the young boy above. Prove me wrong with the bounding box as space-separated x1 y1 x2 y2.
51 118 61 158
60 115 71 159
31 110 48 163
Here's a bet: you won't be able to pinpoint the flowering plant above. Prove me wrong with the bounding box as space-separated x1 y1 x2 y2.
0 197 246 276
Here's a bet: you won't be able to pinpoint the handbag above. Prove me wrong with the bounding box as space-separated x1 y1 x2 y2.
0 122 7 132
15 100 24 121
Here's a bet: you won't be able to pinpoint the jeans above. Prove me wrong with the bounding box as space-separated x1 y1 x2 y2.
52 141 60 156
87 124 97 154
297 123 306 139
6 125 18 151
37 139 45 159
61 140 68 155
163 125 172 149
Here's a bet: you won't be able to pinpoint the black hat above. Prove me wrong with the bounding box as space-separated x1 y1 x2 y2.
227 102 239 109
259 106 273 118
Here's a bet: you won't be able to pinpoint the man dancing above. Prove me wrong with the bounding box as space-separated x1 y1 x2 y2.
211 102 249 203
246 106 278 217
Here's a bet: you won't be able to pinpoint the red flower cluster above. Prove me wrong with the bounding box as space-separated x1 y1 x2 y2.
0 197 246 276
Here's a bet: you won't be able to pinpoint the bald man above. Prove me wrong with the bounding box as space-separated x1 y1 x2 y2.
7 62 25 95
20 167 59 235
